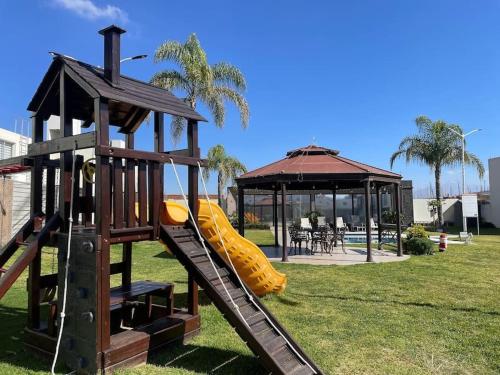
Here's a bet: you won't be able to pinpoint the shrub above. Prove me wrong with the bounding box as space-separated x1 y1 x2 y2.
305 211 321 228
405 237 435 255
382 210 397 224
405 224 428 240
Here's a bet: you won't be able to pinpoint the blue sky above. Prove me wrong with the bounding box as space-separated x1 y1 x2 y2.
0 0 499 195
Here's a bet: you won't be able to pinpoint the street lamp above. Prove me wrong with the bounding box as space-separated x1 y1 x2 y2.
120 55 147 63
448 127 481 232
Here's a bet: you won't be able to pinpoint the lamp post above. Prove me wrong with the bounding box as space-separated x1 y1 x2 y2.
120 55 147 63
448 127 481 233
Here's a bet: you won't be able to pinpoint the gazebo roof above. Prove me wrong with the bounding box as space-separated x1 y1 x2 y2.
237 145 401 189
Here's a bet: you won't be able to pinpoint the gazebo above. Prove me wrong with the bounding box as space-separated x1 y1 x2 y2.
235 145 403 262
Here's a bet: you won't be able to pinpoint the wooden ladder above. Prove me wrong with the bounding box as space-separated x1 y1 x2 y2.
160 224 323 375
0 213 61 300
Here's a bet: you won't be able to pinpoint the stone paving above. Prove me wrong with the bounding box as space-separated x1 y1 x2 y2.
263 246 410 266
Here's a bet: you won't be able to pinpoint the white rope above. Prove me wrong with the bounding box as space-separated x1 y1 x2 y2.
197 162 317 374
168 159 249 327
51 144 77 374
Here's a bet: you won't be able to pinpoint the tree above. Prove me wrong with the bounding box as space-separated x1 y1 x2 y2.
203 145 247 207
151 33 249 142
390 116 484 226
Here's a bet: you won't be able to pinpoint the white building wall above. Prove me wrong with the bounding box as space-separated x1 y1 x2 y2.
11 180 31 234
488 157 500 227
0 127 31 183
413 198 460 224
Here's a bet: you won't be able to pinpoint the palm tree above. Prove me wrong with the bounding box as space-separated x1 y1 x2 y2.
203 145 247 207
151 33 249 142
390 116 484 226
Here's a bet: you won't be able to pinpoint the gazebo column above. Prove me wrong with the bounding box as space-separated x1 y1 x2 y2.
281 183 288 262
238 186 245 236
332 187 337 247
394 182 403 256
376 184 383 250
273 189 279 247
364 181 373 262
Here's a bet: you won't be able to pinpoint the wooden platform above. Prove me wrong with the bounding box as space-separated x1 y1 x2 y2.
25 309 200 372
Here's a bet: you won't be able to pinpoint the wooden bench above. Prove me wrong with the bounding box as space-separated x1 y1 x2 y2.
110 281 174 315
48 281 173 336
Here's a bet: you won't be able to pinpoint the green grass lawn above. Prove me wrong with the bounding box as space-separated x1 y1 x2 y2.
0 230 499 374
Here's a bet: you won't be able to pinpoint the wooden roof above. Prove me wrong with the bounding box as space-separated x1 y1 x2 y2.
27 56 206 124
237 145 402 189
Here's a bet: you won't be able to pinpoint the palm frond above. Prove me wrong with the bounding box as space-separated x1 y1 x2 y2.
154 40 186 66
170 115 187 145
211 62 247 91
199 90 225 127
464 151 485 178
150 70 190 92
183 33 212 87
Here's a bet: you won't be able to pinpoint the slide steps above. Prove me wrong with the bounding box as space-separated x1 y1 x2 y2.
160 224 322 375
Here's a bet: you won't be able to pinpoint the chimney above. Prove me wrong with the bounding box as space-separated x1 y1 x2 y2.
98 25 126 86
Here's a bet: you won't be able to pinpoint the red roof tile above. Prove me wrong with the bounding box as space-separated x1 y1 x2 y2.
239 145 400 179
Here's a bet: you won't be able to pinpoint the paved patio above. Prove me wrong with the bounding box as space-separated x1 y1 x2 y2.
261 246 410 266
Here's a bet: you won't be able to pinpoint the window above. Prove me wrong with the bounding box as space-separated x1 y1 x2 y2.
0 140 13 159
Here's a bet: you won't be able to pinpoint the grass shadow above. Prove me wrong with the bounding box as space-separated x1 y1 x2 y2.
174 290 213 308
148 343 265 374
154 250 176 259
0 303 58 373
286 291 500 316
275 294 301 307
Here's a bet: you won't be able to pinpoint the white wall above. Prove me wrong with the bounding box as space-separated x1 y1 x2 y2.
11 180 31 234
413 198 460 224
0 127 31 183
488 157 500 227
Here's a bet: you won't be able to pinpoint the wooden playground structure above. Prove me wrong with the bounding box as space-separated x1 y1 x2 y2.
0 26 322 374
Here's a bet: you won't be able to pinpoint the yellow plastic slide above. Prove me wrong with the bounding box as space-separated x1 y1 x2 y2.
160 199 287 296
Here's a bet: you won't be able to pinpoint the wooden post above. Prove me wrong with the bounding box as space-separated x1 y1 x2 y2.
27 114 44 329
95 97 111 351
122 133 134 287
238 187 245 236
364 181 373 262
59 69 74 232
395 182 403 256
273 189 278 247
376 184 383 250
30 115 43 215
46 166 56 220
150 112 164 238
154 112 164 198
187 120 199 315
281 183 288 262
332 187 337 247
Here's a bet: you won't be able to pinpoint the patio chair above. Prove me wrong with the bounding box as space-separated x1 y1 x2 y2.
288 225 309 255
317 216 326 226
311 227 329 255
370 218 378 231
300 217 312 230
328 223 347 254
336 217 347 230
459 231 473 244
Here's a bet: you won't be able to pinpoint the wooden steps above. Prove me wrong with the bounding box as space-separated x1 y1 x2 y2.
160 224 322 375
